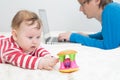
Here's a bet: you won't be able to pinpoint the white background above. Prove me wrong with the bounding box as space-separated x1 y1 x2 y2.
0 0 120 32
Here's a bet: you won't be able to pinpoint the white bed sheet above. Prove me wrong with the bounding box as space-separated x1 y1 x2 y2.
1 32 120 80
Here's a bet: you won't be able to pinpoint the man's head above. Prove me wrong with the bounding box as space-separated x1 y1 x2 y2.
77 0 113 19
78 0 113 9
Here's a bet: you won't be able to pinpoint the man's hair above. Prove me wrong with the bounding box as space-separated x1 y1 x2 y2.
11 10 42 30
86 0 113 9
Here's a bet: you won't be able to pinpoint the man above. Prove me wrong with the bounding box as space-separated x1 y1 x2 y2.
58 0 120 50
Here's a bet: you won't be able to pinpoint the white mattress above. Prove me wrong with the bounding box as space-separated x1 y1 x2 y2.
1 32 120 80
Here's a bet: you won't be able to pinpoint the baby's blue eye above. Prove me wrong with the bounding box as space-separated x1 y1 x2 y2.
37 36 40 39
28 37 33 39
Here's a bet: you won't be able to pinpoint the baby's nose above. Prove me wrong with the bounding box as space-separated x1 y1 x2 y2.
32 39 38 44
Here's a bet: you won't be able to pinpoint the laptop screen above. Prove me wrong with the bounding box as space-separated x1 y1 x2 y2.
38 9 50 40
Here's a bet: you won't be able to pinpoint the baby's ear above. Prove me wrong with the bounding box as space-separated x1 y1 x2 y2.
12 29 17 41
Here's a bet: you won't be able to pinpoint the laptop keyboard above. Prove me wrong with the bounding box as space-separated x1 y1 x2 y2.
45 37 58 44
45 37 69 44
51 37 58 42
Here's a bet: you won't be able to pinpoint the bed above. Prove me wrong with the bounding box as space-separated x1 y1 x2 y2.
1 32 120 80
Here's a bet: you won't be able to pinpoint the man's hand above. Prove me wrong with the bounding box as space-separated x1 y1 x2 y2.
58 32 71 42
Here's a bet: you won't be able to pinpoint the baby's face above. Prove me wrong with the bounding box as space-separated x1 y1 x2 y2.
13 21 42 53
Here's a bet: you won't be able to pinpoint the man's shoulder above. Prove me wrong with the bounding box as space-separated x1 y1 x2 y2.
104 2 120 10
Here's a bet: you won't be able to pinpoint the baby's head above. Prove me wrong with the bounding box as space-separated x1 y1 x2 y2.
11 10 42 53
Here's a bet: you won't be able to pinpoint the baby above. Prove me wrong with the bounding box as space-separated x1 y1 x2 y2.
0 10 58 70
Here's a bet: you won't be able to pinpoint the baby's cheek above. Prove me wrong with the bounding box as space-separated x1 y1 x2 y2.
56 58 59 63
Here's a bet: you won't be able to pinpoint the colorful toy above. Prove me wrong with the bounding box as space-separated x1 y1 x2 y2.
57 50 79 73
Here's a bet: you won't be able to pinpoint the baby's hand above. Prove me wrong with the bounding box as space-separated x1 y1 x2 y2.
38 54 58 70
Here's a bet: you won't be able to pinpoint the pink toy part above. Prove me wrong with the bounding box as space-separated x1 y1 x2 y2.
70 60 78 68
57 50 79 73
60 62 65 69
59 59 79 72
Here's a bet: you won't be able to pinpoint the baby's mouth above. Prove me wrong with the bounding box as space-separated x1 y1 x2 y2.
31 46 36 49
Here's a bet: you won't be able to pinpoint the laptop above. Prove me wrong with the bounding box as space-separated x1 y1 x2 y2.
38 9 67 44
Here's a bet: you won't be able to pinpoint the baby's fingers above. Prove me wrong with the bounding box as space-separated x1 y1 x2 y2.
44 66 53 70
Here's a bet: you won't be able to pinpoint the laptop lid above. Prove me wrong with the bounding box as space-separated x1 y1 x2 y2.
38 9 51 42
38 9 68 44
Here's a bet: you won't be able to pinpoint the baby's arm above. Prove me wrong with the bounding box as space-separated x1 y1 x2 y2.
3 48 58 70
3 48 40 69
31 47 50 57
34 47 58 70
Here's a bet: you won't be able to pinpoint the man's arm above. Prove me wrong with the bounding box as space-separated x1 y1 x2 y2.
88 32 103 40
70 33 118 49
